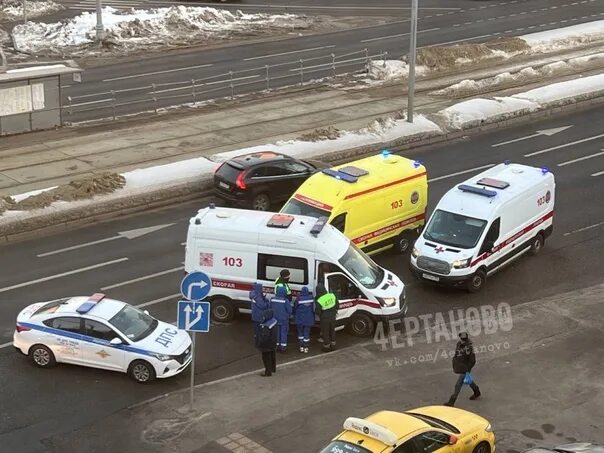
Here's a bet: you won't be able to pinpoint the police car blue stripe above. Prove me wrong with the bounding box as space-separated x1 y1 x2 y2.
20 322 155 357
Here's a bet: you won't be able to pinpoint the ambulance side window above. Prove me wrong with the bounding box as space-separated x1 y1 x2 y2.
330 213 347 233
481 218 501 253
257 254 308 285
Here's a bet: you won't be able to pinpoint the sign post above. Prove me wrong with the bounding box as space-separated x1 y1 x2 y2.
178 272 212 412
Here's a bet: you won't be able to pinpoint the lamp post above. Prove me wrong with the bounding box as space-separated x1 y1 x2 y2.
23 0 27 23
0 46 7 73
95 0 104 43
407 0 418 123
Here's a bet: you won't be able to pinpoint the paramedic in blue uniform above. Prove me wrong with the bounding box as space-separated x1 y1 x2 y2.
249 282 269 338
255 310 278 377
294 286 314 353
271 285 292 352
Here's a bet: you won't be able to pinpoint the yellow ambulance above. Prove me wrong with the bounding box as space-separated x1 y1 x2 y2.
280 151 428 255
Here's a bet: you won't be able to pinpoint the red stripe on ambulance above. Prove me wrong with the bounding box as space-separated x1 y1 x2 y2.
352 213 426 245
294 194 333 211
344 171 426 200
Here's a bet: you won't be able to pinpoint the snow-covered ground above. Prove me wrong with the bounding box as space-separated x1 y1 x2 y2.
0 0 63 21
521 20 604 52
11 6 313 55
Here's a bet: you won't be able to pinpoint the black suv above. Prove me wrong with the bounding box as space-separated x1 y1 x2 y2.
213 151 325 211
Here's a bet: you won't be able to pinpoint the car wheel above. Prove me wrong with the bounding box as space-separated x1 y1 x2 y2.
211 298 236 322
251 193 271 211
29 344 56 368
347 313 375 337
473 442 491 453
394 230 416 254
467 269 486 293
128 360 156 384
529 232 544 256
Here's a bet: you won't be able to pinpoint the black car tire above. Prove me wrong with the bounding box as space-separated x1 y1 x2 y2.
29 344 56 368
347 312 375 337
467 269 486 293
251 193 271 211
394 230 416 254
473 442 491 453
211 298 236 322
128 360 156 384
529 232 544 256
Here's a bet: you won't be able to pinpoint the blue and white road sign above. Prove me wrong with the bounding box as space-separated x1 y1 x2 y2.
180 271 212 301
177 300 211 332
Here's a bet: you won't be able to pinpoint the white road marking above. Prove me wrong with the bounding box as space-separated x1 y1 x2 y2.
429 34 492 47
360 27 439 43
564 221 604 236
525 133 604 157
428 164 495 183
0 341 12 349
0 258 129 294
151 75 259 94
557 150 604 167
101 266 184 290
492 125 573 148
244 45 334 61
103 64 213 82
137 293 181 309
592 170 604 177
181 242 186 246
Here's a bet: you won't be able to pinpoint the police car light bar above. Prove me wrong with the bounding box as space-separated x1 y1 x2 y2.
322 168 358 183
310 216 329 237
458 184 497 198
343 417 398 447
76 293 106 314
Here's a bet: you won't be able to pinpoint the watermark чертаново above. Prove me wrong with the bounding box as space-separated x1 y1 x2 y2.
373 302 513 352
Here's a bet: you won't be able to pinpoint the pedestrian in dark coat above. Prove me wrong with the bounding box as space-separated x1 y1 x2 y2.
445 332 481 406
255 310 278 377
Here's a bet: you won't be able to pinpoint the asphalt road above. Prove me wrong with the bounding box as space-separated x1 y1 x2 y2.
0 106 603 451
57 0 604 121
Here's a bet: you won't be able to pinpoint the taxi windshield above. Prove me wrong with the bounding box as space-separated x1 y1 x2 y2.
109 305 157 342
423 209 488 249
320 441 373 453
280 198 330 219
338 243 384 289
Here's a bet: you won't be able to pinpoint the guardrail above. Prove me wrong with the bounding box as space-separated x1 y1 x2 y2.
64 48 395 122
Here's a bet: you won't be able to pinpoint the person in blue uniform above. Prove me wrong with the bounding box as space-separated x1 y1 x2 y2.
294 286 314 353
249 282 269 337
270 285 292 352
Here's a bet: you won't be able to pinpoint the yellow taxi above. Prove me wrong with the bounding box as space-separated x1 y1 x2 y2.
320 406 495 453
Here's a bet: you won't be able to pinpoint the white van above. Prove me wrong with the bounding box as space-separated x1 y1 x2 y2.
184 206 408 337
410 162 555 292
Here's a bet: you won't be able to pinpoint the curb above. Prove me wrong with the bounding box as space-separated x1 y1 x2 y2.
1 92 603 244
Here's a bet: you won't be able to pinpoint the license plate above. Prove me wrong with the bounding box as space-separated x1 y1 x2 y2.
219 182 229 189
423 273 440 282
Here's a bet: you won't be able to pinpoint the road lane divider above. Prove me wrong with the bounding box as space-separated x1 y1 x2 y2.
103 64 214 82
558 150 604 167
137 293 181 309
427 164 495 182
244 45 335 61
563 221 604 236
361 27 439 43
0 258 129 294
591 170 604 176
101 266 184 290
525 133 604 157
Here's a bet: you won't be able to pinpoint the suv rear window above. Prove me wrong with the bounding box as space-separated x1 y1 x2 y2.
216 163 242 181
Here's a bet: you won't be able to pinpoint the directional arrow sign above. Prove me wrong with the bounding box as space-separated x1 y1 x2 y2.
180 271 212 301
37 223 175 257
177 300 210 332
491 125 573 148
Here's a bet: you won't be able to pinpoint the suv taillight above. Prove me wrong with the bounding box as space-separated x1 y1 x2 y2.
236 172 247 190
16 324 31 333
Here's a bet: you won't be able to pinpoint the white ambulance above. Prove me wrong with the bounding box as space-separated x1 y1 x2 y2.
184 206 408 337
410 162 555 292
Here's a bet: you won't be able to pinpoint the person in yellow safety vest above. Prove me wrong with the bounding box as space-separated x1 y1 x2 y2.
274 269 292 300
315 283 339 352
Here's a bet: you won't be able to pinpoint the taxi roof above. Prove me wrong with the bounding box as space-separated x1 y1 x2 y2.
50 295 126 320
336 411 430 450
292 153 425 208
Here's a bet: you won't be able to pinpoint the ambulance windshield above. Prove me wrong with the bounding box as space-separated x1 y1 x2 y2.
338 243 384 289
423 209 488 249
280 198 330 219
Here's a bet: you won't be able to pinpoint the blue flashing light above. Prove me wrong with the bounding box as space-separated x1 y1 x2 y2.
541 167 549 175
381 149 391 158
412 160 423 168
76 293 106 314
458 184 497 198
310 216 329 237
504 160 511 165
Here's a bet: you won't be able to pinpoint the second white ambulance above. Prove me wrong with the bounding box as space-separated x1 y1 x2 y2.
184 206 408 337
410 162 555 292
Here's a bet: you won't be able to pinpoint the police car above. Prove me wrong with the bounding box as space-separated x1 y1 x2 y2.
13 293 192 383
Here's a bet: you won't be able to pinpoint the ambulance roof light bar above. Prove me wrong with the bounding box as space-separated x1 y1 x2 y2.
322 168 358 183
343 417 398 447
310 216 329 237
458 184 497 198
267 214 295 228
76 293 106 314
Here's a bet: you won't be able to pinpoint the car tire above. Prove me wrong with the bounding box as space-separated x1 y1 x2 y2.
128 360 156 384
211 298 236 323
467 269 486 293
29 344 56 368
394 230 416 254
251 193 271 211
473 442 491 453
529 232 544 256
347 312 375 337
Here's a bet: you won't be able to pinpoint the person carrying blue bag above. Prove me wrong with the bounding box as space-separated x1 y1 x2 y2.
444 331 481 406
294 286 314 353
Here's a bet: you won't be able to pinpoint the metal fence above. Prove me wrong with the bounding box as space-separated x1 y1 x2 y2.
64 48 394 123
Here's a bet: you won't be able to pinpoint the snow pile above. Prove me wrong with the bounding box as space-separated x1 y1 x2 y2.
11 6 312 55
0 0 63 21
512 73 604 105
521 20 604 52
367 60 429 81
